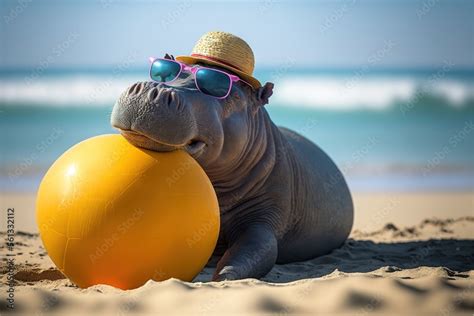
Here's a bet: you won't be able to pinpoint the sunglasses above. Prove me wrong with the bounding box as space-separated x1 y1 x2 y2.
148 57 253 99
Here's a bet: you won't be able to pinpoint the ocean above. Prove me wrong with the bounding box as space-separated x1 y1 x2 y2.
1 67 473 193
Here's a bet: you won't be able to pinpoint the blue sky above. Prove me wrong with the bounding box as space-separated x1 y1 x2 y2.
1 0 473 69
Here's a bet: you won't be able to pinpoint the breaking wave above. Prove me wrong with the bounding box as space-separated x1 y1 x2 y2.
272 76 474 110
1 72 473 111
0 74 143 106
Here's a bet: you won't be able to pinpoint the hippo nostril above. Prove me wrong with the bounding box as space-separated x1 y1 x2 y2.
127 83 138 96
127 82 145 96
134 82 144 94
147 87 159 102
165 90 173 106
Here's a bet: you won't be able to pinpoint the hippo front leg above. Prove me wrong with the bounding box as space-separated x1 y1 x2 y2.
212 224 278 281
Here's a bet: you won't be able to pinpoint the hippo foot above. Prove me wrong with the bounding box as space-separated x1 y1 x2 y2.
211 224 278 281
212 266 239 281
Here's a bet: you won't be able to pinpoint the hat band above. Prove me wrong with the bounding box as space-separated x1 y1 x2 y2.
191 53 245 72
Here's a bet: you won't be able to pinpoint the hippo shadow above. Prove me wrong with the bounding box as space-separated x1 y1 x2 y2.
264 238 474 283
196 238 474 283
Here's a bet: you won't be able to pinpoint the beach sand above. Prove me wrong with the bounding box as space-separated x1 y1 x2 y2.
1 191 473 315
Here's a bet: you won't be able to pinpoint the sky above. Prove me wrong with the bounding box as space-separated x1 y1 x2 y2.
1 0 473 69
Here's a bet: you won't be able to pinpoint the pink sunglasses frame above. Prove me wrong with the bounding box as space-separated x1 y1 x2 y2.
148 57 253 99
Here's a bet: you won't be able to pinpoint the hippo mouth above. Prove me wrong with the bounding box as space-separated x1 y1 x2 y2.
117 129 206 157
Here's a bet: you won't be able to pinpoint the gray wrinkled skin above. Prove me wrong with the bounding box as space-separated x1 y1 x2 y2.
110 55 353 281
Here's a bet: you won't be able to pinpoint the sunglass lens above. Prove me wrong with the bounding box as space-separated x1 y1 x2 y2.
195 68 231 98
150 59 181 82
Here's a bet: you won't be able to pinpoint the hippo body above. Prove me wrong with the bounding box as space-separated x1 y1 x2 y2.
111 55 353 281
213 112 353 264
267 125 352 263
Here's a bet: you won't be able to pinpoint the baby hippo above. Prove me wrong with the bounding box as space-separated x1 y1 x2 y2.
110 52 353 281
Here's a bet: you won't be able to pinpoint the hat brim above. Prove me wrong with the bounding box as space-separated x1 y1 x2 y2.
175 55 262 89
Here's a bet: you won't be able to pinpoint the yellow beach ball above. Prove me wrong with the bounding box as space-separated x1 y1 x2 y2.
36 134 219 290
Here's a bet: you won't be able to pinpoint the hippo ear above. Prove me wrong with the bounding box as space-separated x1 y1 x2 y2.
256 82 274 107
164 53 175 60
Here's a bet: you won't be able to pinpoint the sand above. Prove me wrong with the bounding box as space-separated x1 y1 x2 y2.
1 191 473 315
2 191 473 233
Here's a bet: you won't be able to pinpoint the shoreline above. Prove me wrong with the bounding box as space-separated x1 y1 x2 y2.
2 190 472 233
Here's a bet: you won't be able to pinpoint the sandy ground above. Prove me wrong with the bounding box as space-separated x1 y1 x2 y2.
1 191 473 233
0 191 473 315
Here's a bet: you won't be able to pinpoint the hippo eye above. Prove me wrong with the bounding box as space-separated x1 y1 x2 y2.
150 59 181 82
195 68 231 98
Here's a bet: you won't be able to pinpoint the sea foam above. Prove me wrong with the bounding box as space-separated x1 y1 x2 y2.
0 74 473 110
273 76 474 110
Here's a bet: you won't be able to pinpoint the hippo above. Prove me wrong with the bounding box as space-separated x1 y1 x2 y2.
111 34 353 281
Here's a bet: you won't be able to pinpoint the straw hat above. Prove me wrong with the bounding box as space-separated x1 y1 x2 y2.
176 31 261 89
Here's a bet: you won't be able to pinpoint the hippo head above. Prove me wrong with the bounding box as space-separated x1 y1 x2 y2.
110 55 274 173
